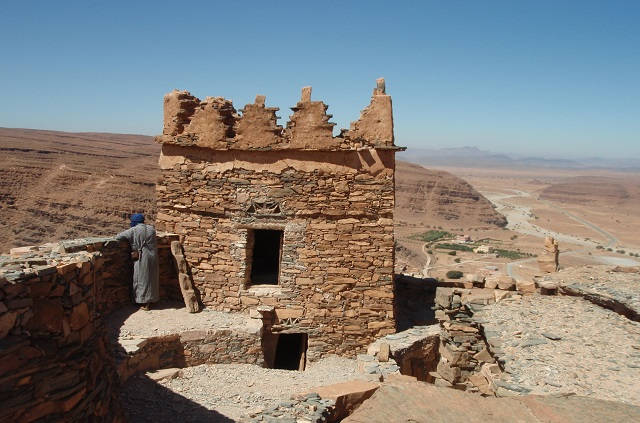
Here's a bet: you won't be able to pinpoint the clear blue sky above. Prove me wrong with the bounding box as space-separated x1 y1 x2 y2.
1 0 638 158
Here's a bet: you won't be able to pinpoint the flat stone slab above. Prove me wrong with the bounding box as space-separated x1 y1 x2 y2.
473 295 640 406
146 367 183 382
538 265 640 321
367 324 440 356
107 301 257 344
344 379 640 422
305 379 380 420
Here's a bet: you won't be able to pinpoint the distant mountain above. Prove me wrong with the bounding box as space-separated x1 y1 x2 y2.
399 146 640 170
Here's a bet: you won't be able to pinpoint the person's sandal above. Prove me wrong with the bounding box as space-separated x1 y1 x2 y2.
140 303 150 311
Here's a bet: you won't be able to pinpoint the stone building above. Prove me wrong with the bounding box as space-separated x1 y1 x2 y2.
154 79 402 364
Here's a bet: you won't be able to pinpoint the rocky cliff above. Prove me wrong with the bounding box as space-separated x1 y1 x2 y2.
395 161 507 228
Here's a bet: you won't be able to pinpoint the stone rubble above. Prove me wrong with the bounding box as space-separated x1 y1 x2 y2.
539 265 640 321
474 295 640 405
245 393 336 423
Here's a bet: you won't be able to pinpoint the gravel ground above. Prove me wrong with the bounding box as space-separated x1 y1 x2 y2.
474 295 640 405
121 356 369 422
107 301 255 341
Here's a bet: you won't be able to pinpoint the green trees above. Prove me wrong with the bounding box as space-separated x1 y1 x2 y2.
446 270 464 279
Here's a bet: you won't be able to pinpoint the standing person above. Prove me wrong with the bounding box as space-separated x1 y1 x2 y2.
116 214 159 310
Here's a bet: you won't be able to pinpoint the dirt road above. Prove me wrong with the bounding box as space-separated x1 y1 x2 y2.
486 189 637 279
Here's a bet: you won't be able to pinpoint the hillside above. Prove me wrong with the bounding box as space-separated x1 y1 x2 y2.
395 161 507 228
0 128 159 250
0 128 506 252
539 176 638 205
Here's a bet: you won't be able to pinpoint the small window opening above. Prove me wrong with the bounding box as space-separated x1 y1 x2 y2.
248 229 283 285
273 333 308 371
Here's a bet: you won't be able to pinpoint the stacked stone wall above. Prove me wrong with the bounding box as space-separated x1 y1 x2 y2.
0 249 123 422
116 328 263 382
154 79 401 359
156 148 396 358
0 234 181 422
432 287 502 394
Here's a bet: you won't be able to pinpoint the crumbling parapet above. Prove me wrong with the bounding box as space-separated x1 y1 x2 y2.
347 78 394 146
234 95 283 148
155 78 398 151
285 86 338 149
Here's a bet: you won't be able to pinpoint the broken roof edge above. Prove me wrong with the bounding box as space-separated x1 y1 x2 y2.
154 135 406 152
158 78 396 151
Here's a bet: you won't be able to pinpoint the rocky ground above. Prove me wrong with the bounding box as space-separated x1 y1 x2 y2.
107 302 255 341
542 265 640 319
474 294 640 405
344 376 640 423
121 357 369 422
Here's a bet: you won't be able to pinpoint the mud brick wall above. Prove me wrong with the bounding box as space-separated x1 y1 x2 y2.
155 79 401 359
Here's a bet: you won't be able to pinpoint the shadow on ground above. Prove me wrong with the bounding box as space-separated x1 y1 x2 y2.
120 374 236 423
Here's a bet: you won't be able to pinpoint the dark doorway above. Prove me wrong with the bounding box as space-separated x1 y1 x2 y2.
249 229 283 285
273 333 307 371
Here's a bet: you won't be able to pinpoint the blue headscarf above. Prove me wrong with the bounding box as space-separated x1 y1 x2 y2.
130 213 145 227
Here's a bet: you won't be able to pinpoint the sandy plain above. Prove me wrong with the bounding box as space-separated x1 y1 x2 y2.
401 164 640 281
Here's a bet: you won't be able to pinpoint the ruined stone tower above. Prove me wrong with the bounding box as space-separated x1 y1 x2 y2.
154 79 402 359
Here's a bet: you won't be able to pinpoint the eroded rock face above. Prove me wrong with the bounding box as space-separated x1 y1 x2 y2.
395 161 508 228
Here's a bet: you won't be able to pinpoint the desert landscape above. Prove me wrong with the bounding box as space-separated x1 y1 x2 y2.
3 127 638 284
2 122 640 422
2 2 639 421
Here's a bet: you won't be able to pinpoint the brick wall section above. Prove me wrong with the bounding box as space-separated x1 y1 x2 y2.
156 149 396 358
0 234 180 422
117 328 263 382
155 79 401 359
0 253 123 422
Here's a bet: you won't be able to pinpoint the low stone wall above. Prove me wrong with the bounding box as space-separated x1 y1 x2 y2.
0 251 123 422
116 327 263 382
0 234 182 422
